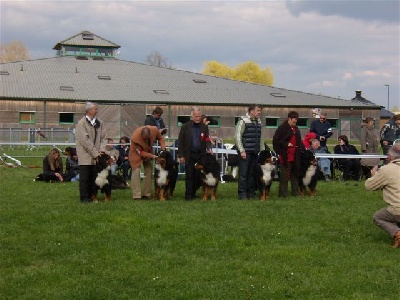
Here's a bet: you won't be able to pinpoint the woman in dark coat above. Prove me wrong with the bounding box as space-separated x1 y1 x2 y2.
43 148 64 182
273 111 305 197
334 135 361 180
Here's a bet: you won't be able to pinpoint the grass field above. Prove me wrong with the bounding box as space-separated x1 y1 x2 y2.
0 154 399 299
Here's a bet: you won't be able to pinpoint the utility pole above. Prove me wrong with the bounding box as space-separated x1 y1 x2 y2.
384 84 390 111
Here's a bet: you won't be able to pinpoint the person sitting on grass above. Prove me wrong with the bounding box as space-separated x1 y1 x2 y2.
65 147 80 182
42 148 65 182
365 144 400 248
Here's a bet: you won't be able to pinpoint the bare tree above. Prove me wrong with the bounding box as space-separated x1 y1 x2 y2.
145 51 173 69
0 41 30 63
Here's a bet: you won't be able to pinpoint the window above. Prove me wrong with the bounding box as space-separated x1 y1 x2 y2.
296 118 309 128
206 116 220 127
177 116 191 126
265 117 279 128
234 117 242 126
19 112 36 124
327 118 338 129
59 112 75 124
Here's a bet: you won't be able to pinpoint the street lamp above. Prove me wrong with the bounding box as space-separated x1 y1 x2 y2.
384 84 390 111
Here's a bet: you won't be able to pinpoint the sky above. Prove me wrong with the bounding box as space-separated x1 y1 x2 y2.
1 0 399 110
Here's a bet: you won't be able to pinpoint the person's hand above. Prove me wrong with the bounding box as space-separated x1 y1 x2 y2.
55 172 63 182
287 143 293 147
383 141 388 146
370 165 379 177
320 136 325 141
240 152 246 160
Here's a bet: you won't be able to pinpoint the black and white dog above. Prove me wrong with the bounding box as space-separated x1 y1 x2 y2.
195 153 221 201
254 148 277 200
299 150 319 196
154 150 179 201
93 153 113 202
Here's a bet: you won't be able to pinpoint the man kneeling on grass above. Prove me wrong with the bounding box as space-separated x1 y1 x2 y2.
365 144 400 248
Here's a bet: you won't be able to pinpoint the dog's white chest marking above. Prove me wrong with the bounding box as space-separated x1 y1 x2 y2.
155 164 168 186
303 165 317 186
204 172 218 186
261 163 274 184
95 168 109 188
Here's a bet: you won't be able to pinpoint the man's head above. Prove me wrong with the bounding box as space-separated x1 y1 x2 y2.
152 107 163 120
310 139 320 150
141 127 151 141
105 138 114 150
388 144 400 161
85 101 98 119
248 104 261 119
319 112 327 123
287 111 299 127
191 107 202 124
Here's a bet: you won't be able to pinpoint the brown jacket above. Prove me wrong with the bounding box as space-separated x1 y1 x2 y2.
365 159 400 215
128 126 165 169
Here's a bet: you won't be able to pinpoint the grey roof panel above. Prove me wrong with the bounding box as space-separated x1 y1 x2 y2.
0 56 381 109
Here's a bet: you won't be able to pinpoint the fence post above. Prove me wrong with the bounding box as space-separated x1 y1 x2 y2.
29 128 35 143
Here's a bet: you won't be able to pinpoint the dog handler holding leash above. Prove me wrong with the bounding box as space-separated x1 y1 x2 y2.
75 102 106 203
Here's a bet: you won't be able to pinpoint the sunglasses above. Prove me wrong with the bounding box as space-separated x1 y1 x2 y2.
320 118 326 121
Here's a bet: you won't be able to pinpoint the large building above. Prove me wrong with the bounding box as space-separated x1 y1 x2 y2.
0 30 385 144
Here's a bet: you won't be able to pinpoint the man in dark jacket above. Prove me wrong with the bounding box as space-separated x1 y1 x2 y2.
310 112 332 150
178 107 212 200
380 114 400 157
234 104 262 200
273 111 305 197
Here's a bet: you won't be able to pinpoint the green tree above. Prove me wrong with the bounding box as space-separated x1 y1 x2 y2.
202 60 274 86
0 41 30 62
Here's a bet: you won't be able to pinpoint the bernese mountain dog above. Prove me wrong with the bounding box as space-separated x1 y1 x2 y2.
154 150 179 201
254 148 277 200
299 150 319 197
92 153 113 202
195 153 221 201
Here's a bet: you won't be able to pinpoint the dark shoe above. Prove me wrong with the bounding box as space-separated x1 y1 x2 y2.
239 196 248 200
81 198 92 203
133 198 141 200
185 197 193 201
324 175 331 181
141 196 151 200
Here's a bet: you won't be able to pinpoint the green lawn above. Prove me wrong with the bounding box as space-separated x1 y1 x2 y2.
0 156 398 299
